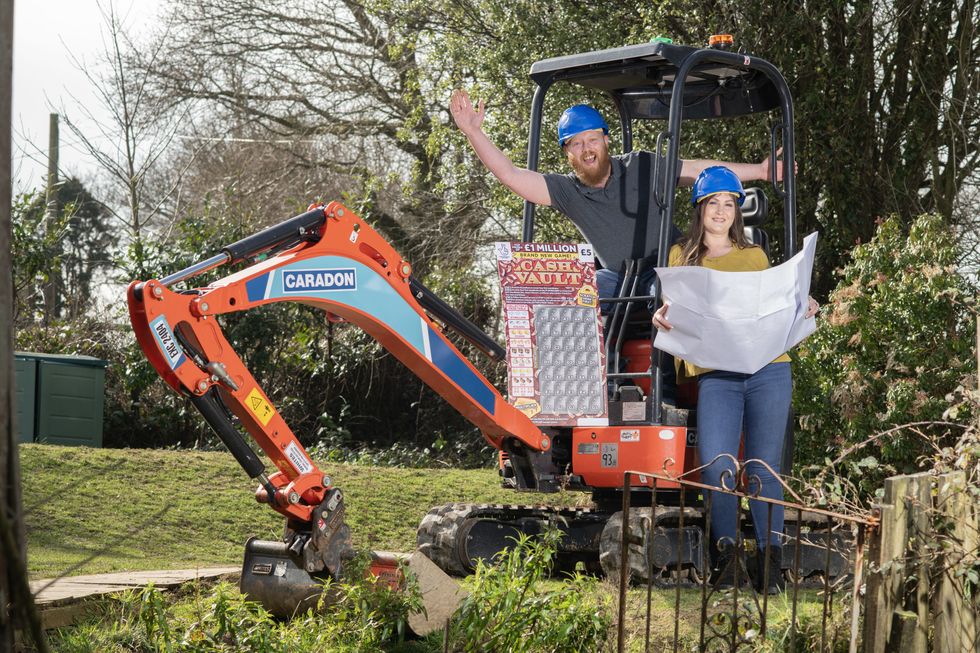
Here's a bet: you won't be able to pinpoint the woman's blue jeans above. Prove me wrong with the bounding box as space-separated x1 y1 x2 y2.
697 362 792 550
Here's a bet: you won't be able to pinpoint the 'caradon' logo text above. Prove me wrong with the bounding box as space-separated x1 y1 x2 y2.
282 269 357 292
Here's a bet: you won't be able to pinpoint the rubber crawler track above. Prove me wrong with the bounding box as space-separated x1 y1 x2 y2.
416 503 601 576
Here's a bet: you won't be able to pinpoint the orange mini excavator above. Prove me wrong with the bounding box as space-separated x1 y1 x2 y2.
129 39 846 616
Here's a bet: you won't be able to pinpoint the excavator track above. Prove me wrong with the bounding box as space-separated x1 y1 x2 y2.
416 503 475 576
598 507 706 585
418 503 853 589
417 503 608 576
783 508 854 587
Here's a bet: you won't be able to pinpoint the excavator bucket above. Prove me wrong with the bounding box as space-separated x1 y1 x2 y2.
239 537 341 617
240 538 403 617
240 540 465 634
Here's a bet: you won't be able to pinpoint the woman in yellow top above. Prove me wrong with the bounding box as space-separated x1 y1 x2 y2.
652 166 818 594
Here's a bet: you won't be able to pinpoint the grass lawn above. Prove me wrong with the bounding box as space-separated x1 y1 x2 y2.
20 444 590 579
22 445 841 651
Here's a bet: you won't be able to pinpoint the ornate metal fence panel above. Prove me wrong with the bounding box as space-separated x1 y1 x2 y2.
614 460 878 653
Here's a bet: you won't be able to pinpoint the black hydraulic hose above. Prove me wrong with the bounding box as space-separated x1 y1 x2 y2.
156 208 327 288
190 389 266 480
408 277 506 361
221 207 326 264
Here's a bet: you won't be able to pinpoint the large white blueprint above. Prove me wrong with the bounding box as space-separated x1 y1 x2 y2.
653 232 818 375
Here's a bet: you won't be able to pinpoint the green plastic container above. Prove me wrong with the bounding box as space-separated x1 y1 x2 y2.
15 352 107 447
14 355 36 443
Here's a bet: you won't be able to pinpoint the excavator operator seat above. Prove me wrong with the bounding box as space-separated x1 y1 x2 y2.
740 187 769 256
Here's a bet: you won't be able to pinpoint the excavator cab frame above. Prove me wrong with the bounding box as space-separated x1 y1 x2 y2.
519 39 798 422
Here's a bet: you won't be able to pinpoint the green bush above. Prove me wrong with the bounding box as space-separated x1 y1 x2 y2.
793 214 976 490
448 528 612 652
47 533 612 652
49 562 426 653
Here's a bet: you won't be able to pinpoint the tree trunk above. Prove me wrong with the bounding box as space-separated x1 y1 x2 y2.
0 1 25 648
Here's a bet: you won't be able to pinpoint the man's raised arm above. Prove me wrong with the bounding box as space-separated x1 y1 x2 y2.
450 90 552 206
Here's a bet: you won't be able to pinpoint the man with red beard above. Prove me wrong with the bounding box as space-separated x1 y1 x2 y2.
449 90 785 310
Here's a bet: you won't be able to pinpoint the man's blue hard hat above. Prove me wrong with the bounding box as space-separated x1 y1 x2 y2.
557 105 608 147
691 166 746 205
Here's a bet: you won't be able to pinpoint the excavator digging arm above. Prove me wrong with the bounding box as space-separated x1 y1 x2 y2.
127 201 548 536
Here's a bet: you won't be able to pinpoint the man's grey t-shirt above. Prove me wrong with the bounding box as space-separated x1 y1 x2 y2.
543 150 681 273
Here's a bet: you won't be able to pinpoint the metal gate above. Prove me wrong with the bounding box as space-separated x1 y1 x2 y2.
614 460 878 652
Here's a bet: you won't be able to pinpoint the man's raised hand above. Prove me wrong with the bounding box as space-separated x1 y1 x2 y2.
450 89 485 136
759 147 797 183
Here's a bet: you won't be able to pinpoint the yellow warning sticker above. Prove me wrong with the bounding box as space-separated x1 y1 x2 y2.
245 388 275 426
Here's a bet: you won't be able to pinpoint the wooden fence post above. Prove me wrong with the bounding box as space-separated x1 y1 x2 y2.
901 473 931 652
863 475 910 653
866 469 979 653
863 473 934 653
933 471 979 653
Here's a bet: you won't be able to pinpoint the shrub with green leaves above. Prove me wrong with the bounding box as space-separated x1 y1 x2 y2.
793 213 976 488
48 534 611 653
49 562 428 653
448 528 612 652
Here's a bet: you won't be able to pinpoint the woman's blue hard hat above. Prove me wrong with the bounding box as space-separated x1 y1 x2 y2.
691 166 746 205
557 105 608 147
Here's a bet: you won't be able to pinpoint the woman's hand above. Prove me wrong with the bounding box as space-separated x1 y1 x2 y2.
652 303 672 331
805 296 819 319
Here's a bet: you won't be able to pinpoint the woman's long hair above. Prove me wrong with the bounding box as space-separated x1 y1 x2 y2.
676 194 753 266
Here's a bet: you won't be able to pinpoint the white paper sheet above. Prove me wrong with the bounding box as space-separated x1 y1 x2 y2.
653 232 818 374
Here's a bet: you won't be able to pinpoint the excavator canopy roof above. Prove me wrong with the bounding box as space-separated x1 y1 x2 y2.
529 41 780 120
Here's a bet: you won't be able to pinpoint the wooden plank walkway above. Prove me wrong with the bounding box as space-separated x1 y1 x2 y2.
30 567 240 629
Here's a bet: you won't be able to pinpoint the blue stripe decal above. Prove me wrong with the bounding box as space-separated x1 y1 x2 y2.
246 273 271 302
265 256 427 358
426 325 496 415
258 256 497 415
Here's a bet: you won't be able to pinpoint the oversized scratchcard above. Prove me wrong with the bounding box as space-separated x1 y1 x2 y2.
495 242 608 426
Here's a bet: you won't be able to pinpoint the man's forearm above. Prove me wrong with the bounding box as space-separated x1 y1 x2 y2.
678 159 766 185
459 127 552 205
461 127 521 183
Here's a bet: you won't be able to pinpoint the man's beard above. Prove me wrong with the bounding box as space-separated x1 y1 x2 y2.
569 145 611 187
